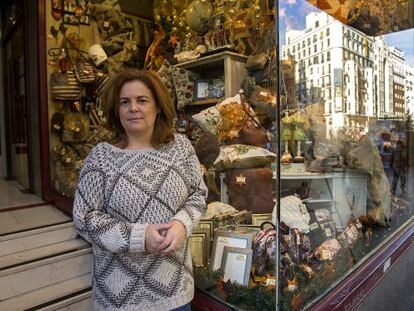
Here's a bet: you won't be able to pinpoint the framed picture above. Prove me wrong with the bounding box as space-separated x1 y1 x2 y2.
194 79 210 100
63 13 79 25
222 246 253 285
211 231 252 271
195 219 214 242
79 14 90 25
235 224 261 235
189 230 210 266
63 0 77 13
252 213 273 226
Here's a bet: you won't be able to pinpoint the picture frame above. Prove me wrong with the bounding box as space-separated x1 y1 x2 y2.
189 230 210 267
251 213 273 226
79 14 90 25
63 13 79 25
63 0 77 13
235 224 261 235
194 79 210 100
195 218 214 242
211 231 252 271
222 246 253 286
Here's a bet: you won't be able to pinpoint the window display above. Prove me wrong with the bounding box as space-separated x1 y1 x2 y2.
43 0 413 310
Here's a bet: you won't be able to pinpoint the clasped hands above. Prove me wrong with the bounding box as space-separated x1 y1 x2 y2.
145 220 186 256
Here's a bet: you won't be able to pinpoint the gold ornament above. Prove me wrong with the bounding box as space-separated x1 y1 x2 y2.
235 174 247 186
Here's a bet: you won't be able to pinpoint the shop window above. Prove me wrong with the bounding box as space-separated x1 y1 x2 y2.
42 1 414 311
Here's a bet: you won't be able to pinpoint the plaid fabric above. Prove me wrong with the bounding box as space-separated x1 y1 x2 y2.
74 62 95 83
50 71 81 100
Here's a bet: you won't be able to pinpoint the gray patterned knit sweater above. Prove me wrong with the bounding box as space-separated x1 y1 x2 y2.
73 134 207 311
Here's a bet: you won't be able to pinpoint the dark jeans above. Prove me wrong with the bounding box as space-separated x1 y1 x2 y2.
392 170 407 194
172 303 191 311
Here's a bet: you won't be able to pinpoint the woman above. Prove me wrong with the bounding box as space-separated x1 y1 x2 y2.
73 69 207 311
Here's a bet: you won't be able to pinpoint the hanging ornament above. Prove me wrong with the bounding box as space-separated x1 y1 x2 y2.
185 0 213 34
168 34 178 48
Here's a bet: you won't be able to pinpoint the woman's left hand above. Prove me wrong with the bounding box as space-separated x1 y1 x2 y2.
158 220 186 255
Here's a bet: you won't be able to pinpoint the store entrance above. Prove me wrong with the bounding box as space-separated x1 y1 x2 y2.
3 19 32 190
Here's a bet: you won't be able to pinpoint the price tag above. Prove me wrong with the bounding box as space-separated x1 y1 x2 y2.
103 21 110 28
260 91 268 97
309 222 319 231
97 72 104 77
53 124 61 130
266 277 276 286
355 219 363 229
299 203 307 214
325 228 332 237
322 249 332 260
66 157 72 163
98 110 104 117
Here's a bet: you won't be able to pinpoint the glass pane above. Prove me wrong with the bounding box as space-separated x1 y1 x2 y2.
279 0 414 309
183 1 279 310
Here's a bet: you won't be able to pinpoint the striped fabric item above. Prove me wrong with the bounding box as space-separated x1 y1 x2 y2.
94 74 109 96
50 71 81 101
74 62 95 83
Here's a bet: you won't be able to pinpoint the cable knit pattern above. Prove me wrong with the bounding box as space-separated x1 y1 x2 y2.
73 134 207 311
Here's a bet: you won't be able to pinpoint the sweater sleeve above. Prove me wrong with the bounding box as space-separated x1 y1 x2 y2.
73 144 148 253
171 136 208 237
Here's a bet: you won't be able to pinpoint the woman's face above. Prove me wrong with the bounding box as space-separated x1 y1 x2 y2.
118 80 159 139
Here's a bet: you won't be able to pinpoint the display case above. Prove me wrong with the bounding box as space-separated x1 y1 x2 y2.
186 0 414 310
36 0 414 310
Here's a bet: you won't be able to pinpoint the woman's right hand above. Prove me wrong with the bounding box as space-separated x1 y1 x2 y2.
145 224 172 254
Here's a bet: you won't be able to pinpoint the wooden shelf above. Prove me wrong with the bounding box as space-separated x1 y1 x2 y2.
175 51 248 70
174 51 248 98
189 98 221 106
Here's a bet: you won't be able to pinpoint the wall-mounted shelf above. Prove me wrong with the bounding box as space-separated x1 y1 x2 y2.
175 51 248 98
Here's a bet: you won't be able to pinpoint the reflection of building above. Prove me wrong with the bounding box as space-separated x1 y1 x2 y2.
282 12 375 130
405 65 414 115
342 60 374 127
389 47 406 117
281 58 297 110
282 12 411 132
373 37 393 118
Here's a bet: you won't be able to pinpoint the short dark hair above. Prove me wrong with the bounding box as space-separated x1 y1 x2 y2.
103 69 176 148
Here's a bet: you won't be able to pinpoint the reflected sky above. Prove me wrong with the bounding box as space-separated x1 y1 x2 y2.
279 0 414 67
